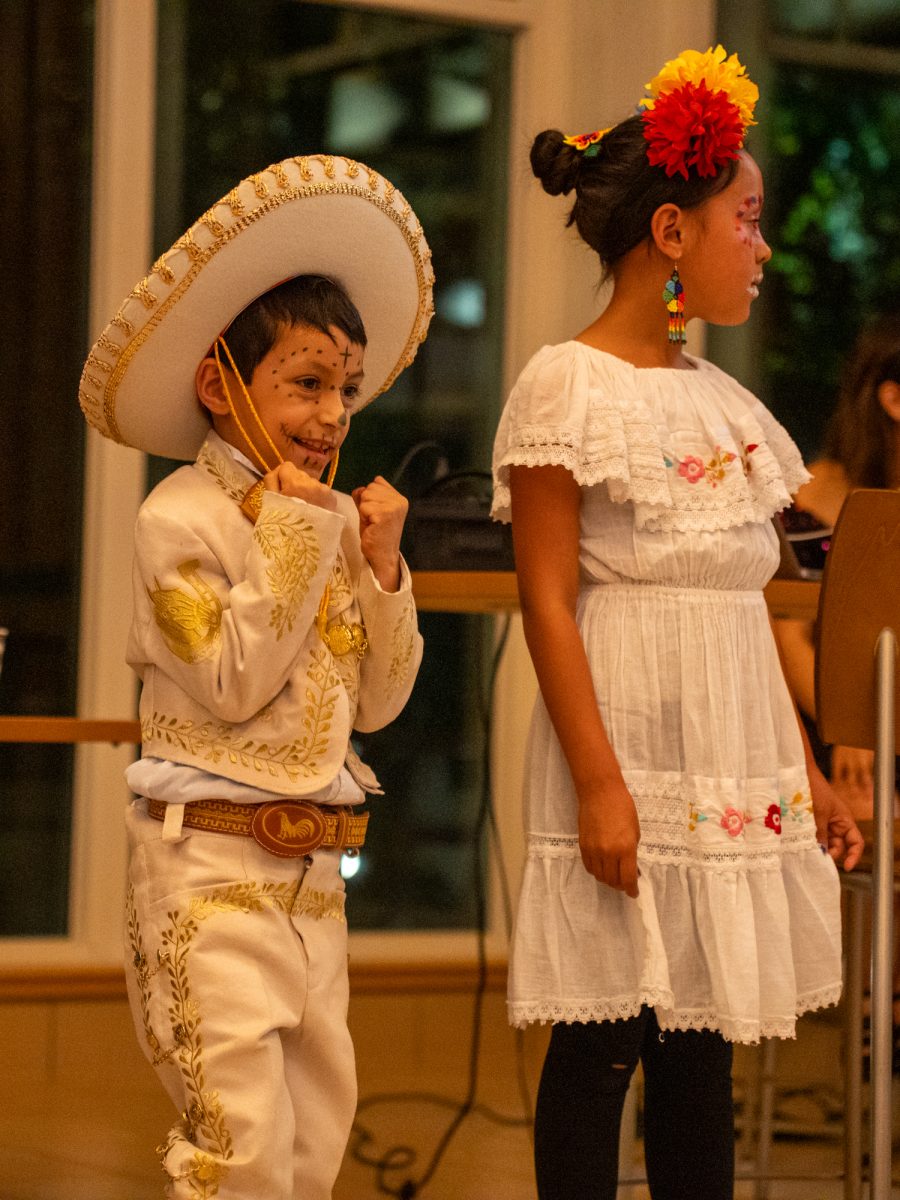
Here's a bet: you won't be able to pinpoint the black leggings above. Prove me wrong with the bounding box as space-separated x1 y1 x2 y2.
534 1008 735 1200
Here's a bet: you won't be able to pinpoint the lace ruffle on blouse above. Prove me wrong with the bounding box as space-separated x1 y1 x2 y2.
491 342 810 533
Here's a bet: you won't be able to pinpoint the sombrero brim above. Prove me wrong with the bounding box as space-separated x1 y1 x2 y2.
79 154 434 460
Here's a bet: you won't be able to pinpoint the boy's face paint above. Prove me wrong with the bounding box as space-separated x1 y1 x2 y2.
244 324 364 479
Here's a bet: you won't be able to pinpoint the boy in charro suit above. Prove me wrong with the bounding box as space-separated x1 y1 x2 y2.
78 154 434 1199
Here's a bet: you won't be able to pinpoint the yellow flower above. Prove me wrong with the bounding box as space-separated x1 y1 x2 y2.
644 45 758 128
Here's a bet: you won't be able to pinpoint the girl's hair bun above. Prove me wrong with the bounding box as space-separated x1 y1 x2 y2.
530 129 581 197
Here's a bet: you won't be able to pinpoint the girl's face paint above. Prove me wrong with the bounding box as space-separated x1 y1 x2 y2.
680 153 772 328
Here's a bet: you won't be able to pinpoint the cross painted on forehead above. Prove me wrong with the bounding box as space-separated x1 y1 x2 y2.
339 344 353 367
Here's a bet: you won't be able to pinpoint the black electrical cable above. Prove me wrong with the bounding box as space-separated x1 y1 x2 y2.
348 613 534 1196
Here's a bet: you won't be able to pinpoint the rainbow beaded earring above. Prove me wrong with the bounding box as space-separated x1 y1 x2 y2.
663 265 686 343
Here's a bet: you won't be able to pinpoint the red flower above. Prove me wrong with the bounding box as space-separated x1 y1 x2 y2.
764 804 782 835
642 82 744 180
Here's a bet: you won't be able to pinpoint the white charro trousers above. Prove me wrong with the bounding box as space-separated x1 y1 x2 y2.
124 800 356 1200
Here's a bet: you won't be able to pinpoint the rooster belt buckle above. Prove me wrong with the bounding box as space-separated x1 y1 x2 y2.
251 800 335 858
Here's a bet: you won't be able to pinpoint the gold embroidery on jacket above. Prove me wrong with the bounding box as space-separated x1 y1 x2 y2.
149 560 223 664
327 550 353 609
142 682 340 782
386 601 416 697
196 442 247 502
253 508 320 638
332 642 360 715
300 645 342 769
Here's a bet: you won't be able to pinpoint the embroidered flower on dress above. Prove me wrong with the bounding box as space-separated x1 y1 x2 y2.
780 791 814 822
764 803 782 835
741 443 759 476
688 800 709 831
720 806 752 837
705 447 738 486
669 446 740 487
678 455 706 484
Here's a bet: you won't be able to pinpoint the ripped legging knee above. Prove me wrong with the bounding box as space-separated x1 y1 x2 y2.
534 1007 734 1200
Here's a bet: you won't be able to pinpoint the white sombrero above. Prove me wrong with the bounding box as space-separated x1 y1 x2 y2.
79 154 434 460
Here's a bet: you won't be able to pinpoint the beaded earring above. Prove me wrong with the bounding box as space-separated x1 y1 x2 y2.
663 265 686 344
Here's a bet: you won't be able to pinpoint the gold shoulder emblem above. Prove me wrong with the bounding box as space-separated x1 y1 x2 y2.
149 559 223 664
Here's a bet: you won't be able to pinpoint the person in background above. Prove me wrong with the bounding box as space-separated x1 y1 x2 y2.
778 313 900 816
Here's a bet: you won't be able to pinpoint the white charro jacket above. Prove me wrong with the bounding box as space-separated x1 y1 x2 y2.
127 431 423 796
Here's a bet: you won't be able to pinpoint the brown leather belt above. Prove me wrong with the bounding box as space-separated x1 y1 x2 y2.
147 797 368 858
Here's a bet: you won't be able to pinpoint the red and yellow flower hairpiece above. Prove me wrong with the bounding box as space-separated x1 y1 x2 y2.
640 45 758 180
563 126 613 158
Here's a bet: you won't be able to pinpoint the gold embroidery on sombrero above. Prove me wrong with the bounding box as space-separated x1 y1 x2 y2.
110 310 135 336
95 160 431 445
152 255 177 285
96 332 121 358
386 601 416 698
149 560 223 664
198 208 226 238
126 885 176 1067
131 278 158 309
252 507 320 639
79 389 101 422
85 352 112 374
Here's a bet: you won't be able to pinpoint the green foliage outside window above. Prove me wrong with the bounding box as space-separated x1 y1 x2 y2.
762 66 900 453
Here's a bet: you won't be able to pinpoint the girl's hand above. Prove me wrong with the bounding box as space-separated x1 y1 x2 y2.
830 745 875 819
352 475 408 592
264 463 337 511
577 782 640 898
810 766 864 871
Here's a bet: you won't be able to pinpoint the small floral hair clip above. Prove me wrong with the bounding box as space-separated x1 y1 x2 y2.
563 126 613 158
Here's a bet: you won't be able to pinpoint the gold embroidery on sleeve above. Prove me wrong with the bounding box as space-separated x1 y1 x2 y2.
253 508 320 639
386 601 416 698
149 560 223 664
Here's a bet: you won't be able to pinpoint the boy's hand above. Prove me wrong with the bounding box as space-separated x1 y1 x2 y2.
352 476 407 593
264 463 337 511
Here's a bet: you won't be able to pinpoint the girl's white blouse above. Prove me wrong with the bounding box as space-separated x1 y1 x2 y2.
492 342 842 1043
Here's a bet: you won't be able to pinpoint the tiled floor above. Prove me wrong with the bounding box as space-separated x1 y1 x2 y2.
2 996 898 1199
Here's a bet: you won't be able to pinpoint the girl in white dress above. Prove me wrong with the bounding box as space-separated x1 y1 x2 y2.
491 47 863 1199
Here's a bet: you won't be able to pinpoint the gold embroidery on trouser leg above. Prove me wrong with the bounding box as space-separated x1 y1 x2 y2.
127 885 176 1067
138 877 347 1195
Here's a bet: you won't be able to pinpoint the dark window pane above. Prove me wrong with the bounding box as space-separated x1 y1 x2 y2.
0 2 94 936
757 65 900 455
767 0 838 36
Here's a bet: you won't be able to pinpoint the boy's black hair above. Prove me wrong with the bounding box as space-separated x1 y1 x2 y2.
531 115 739 277
221 274 367 380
